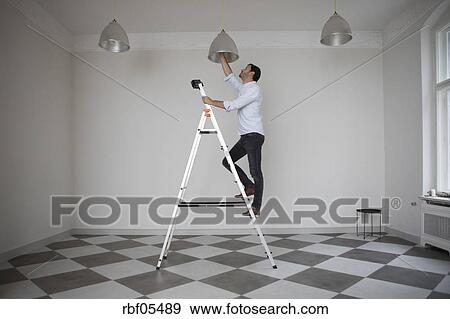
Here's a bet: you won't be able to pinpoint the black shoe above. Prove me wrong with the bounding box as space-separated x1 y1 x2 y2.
234 185 256 198
242 207 260 218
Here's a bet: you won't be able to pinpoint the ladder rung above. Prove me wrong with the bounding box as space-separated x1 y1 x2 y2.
178 199 247 207
199 129 217 134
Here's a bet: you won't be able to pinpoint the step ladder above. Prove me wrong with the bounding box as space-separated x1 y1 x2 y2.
156 79 277 270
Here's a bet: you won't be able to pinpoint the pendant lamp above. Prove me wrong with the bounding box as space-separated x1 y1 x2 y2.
208 0 239 63
321 0 352 46
99 1 130 53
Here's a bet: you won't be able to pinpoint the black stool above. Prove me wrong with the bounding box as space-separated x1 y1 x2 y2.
356 208 382 239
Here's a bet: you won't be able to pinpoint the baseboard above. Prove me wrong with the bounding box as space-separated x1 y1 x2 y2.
384 226 420 244
71 226 359 236
0 230 73 263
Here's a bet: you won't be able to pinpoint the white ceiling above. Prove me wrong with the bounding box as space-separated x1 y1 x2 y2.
35 0 420 35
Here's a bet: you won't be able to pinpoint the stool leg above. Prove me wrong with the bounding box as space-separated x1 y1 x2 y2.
363 214 366 239
371 213 373 237
379 214 382 238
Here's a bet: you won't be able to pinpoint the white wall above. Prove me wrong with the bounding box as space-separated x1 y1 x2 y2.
382 2 450 239
72 46 385 231
383 33 423 237
0 0 73 255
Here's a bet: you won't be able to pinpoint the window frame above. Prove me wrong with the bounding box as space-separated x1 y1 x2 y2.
436 23 450 192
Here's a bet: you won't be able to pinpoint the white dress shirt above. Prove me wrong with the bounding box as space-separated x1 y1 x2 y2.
223 73 264 136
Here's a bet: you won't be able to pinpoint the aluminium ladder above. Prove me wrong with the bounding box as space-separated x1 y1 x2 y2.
156 79 277 270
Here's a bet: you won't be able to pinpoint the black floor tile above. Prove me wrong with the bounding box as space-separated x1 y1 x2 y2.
99 240 147 251
374 236 415 246
207 252 265 268
277 250 332 266
117 270 192 295
404 246 450 261
172 235 203 240
153 240 201 251
119 235 151 240
32 269 109 294
321 237 367 248
0 268 27 285
211 240 257 251
72 234 106 239
286 268 362 293
368 265 444 289
139 252 199 268
427 291 450 299
339 249 398 264
9 251 65 267
220 235 248 239
333 294 359 299
47 239 91 250
269 239 312 249
73 252 130 268
269 234 296 238
201 269 277 295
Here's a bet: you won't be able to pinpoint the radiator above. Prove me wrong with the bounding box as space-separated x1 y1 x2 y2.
420 199 450 254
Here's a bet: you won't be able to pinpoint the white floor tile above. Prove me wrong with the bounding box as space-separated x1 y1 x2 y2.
343 278 431 298
92 260 154 280
115 245 161 259
241 260 308 279
148 281 238 299
51 281 141 299
388 255 450 275
286 234 333 243
237 245 291 258
0 280 46 298
245 280 337 299
434 275 450 294
184 235 229 245
177 246 230 259
82 235 125 245
315 257 383 277
57 245 108 258
17 259 85 279
165 260 234 280
359 242 411 255
299 243 353 256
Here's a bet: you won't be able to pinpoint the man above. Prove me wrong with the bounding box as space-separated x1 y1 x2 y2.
202 53 264 217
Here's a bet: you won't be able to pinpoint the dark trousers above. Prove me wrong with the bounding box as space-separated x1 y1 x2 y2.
222 133 265 209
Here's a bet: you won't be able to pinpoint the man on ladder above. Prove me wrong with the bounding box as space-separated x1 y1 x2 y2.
202 53 264 217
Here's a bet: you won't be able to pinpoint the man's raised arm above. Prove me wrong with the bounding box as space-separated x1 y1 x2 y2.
220 53 232 76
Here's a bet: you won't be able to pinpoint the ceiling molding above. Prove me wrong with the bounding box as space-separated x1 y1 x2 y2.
73 31 382 53
7 0 72 48
382 0 444 46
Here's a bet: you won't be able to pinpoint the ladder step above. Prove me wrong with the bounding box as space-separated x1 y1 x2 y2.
178 199 247 207
199 129 217 134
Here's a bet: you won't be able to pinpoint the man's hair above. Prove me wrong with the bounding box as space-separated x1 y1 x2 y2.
249 64 261 82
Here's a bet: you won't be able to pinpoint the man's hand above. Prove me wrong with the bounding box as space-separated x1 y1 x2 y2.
202 96 213 105
219 53 227 63
219 53 232 76
201 96 225 110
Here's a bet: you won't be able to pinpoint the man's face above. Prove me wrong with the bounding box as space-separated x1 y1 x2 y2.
239 64 253 80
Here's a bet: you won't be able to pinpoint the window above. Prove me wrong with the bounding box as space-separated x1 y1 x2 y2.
438 25 450 82
437 24 450 191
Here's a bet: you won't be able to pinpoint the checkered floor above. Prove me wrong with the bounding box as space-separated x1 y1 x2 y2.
1 233 450 299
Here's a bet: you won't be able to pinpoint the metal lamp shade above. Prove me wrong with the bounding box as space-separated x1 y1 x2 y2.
320 13 352 46
99 19 130 53
208 30 239 63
